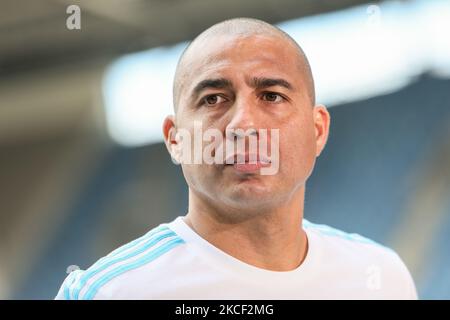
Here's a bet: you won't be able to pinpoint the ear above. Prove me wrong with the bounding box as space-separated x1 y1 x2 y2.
162 115 180 164
312 105 331 157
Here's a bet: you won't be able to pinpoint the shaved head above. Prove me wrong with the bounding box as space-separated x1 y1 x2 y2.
172 17 315 112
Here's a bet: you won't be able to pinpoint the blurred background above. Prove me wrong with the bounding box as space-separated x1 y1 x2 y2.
0 0 449 299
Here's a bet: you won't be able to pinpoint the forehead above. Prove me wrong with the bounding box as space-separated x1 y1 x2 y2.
182 34 303 89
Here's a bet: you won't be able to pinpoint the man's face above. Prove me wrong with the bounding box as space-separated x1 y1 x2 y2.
167 34 328 212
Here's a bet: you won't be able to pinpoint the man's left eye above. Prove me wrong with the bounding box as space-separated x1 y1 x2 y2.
262 92 284 102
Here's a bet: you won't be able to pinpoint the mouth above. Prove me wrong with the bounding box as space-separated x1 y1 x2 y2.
224 154 272 173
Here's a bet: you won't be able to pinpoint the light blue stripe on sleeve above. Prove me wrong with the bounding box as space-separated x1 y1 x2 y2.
63 269 83 300
82 237 185 300
104 226 169 259
63 271 77 300
84 226 168 276
71 229 176 300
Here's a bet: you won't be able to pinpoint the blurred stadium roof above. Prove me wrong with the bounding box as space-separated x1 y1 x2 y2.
103 0 450 146
0 0 374 146
0 0 372 76
1 0 449 146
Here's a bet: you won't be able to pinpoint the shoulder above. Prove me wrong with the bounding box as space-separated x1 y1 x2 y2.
55 223 186 300
303 219 391 252
303 219 418 299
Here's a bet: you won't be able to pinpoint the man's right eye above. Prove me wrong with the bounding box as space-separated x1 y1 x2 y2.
201 94 226 106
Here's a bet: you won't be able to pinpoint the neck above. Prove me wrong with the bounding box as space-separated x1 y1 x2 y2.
184 187 308 271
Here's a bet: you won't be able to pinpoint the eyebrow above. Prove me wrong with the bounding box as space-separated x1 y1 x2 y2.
191 78 233 100
248 77 294 91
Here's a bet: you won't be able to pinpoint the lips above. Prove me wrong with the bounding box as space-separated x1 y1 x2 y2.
224 154 271 173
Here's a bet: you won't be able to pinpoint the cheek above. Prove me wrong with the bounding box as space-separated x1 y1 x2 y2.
279 124 317 171
180 164 206 194
181 162 219 191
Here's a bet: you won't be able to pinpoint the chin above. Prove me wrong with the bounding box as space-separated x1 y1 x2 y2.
225 183 274 205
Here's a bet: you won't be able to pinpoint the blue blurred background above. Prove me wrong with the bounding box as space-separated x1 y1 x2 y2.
0 0 449 299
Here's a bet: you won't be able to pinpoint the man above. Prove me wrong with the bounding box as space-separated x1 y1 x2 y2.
56 18 417 300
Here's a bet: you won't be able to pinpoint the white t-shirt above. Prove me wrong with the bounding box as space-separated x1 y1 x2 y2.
55 216 418 300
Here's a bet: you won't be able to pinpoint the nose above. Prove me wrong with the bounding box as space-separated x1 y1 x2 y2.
225 96 258 139
224 97 259 162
